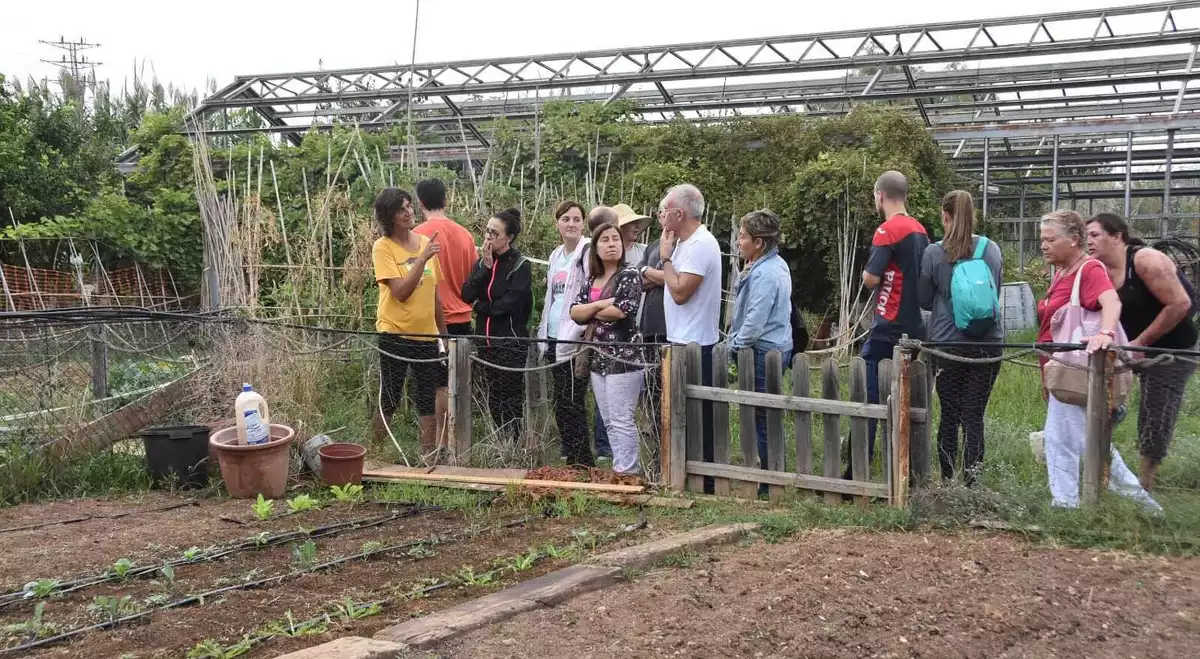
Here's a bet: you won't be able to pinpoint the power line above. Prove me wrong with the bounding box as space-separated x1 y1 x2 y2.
38 36 102 83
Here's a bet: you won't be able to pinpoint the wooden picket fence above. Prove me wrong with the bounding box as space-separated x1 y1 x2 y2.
659 341 930 507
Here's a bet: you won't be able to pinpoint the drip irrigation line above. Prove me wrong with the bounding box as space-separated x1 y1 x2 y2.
0 500 198 536
0 505 432 608
0 515 530 656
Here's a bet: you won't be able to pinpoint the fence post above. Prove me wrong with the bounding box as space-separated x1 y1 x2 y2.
668 344 689 491
892 345 912 508
737 348 758 471
523 332 547 466
447 338 473 466
710 342 732 496
879 358 894 505
820 357 841 506
849 357 869 509
90 324 109 404
1082 348 1113 504
684 342 704 493
765 350 785 500
909 355 931 487
792 354 813 490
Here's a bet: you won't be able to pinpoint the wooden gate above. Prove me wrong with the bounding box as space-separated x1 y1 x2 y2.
659 342 929 507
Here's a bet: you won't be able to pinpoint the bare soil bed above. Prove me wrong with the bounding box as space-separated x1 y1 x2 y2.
441 528 1200 659
0 492 664 658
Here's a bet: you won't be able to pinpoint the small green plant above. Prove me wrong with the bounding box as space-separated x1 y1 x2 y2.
3 601 56 639
187 637 254 659
251 494 274 520
286 494 319 514
329 484 364 502
540 543 569 559
182 546 202 561
88 595 137 622
406 544 436 559
109 558 134 580
253 531 271 546
361 540 383 553
292 540 318 567
142 593 171 607
507 550 538 573
159 563 176 587
334 597 381 620
21 578 59 600
262 611 329 638
455 566 496 587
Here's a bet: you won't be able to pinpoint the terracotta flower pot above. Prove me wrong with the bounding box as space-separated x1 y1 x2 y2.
210 424 295 499
318 443 367 487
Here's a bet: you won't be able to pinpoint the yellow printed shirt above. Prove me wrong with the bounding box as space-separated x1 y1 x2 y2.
373 236 442 338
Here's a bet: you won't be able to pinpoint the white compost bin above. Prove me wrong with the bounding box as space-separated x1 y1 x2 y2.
1000 282 1037 332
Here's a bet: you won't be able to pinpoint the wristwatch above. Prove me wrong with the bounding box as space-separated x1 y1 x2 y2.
661 258 673 266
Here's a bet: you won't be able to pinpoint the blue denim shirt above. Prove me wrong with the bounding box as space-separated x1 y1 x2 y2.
729 249 793 354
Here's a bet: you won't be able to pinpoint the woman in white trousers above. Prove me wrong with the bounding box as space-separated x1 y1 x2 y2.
1036 210 1159 512
569 222 645 475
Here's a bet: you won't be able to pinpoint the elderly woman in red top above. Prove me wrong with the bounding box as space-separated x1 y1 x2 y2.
1037 210 1159 512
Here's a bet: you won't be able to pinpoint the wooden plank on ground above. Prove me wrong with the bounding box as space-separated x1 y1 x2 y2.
821 358 842 506
685 461 888 498
710 342 731 496
849 357 870 509
361 469 645 493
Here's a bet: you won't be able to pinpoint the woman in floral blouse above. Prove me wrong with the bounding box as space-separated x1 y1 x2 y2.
570 222 645 475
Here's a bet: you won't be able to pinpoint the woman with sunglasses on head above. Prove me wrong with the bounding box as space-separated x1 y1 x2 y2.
462 208 533 445
1036 209 1158 512
536 201 594 466
570 222 645 476
727 210 793 484
1085 212 1198 493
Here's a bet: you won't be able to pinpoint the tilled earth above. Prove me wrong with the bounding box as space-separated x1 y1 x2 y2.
440 528 1200 659
0 492 662 658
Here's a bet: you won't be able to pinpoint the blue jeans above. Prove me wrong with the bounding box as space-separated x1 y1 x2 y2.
594 407 611 458
753 348 793 471
847 338 895 480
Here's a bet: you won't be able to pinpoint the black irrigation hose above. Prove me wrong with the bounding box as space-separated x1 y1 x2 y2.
0 505 433 608
0 501 199 536
0 516 530 656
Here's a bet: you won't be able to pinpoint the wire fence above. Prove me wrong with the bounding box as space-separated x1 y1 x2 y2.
4 306 1196 505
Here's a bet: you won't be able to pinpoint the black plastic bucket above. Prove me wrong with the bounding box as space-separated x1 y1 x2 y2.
139 426 212 489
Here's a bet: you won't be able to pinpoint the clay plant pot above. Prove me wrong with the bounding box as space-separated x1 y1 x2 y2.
209 424 295 499
318 443 367 487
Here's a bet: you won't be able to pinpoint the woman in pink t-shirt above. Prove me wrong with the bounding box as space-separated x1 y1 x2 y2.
1037 210 1158 512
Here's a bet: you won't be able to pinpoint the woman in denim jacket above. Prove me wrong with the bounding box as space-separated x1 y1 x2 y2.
728 210 794 473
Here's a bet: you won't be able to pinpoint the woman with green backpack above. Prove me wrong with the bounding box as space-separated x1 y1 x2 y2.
917 190 1004 486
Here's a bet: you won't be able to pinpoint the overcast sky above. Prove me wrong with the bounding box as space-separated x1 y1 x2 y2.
1 0 1148 95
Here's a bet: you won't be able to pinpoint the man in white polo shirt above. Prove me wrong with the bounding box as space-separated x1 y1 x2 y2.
653 183 722 492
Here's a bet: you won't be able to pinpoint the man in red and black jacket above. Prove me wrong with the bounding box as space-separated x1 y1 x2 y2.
856 171 929 475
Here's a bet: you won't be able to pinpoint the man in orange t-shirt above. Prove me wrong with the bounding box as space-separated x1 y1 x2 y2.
413 178 479 335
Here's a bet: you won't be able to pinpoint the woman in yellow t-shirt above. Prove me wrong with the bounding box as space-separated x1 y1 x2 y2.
371 188 449 461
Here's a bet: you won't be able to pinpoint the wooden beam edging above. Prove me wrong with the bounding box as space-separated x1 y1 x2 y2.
685 461 888 498
684 384 928 422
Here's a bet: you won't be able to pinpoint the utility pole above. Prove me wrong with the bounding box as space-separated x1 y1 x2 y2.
39 36 101 99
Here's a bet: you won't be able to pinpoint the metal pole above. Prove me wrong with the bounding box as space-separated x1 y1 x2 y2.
406 0 421 171
1124 131 1133 219
1051 135 1060 211
1163 128 1175 240
1018 192 1026 275
982 137 990 220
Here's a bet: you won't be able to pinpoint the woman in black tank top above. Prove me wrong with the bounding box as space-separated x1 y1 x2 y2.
1086 212 1197 492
